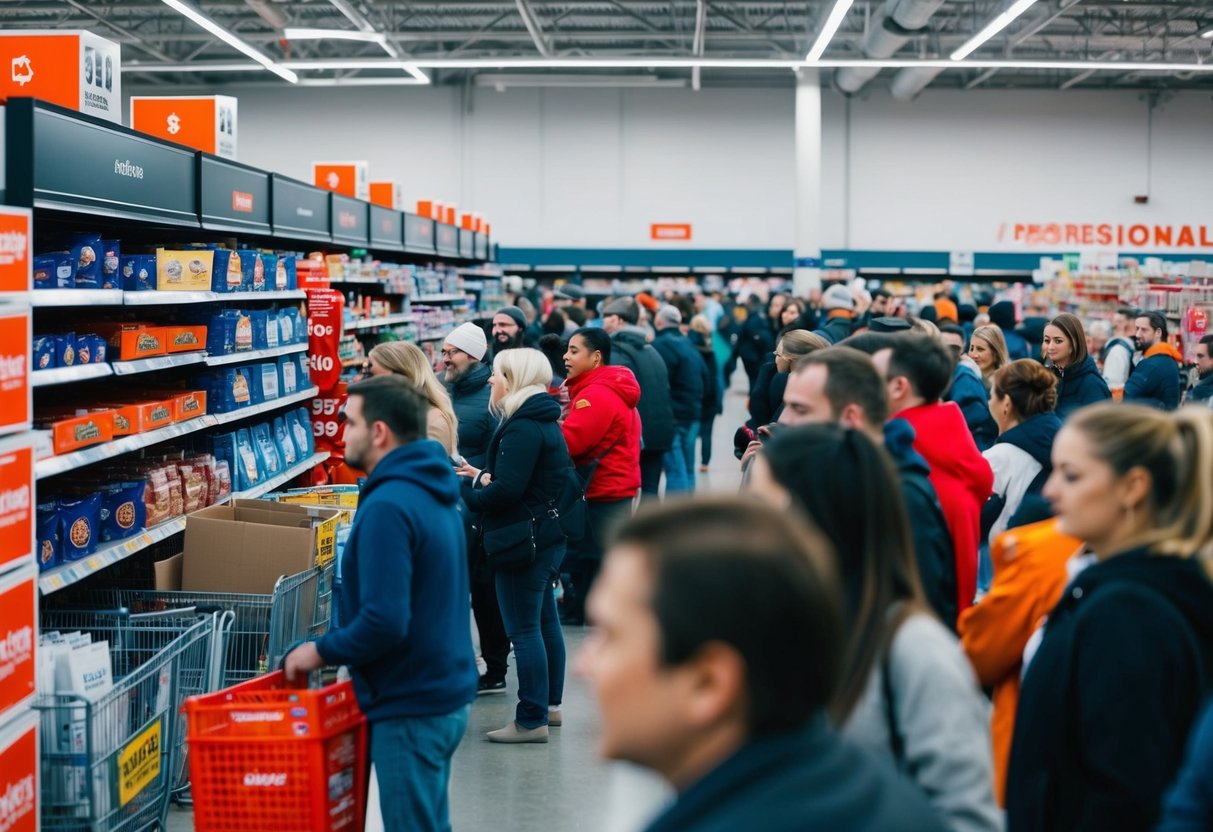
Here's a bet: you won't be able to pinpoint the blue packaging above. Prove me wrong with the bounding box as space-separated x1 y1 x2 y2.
99 240 121 289
249 310 271 350
58 493 101 561
206 311 235 355
212 249 247 293
257 254 277 292
32 337 56 371
71 235 102 288
251 362 279 401
290 407 315 457
296 353 311 387
120 255 156 291
35 252 74 288
233 429 263 491
252 423 283 478
36 500 59 572
54 332 77 367
273 255 296 291
33 255 57 290
278 356 299 396
100 481 146 543
273 416 299 467
234 250 259 291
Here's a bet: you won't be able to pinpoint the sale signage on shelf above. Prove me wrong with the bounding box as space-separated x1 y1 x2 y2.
313 162 369 200
312 381 347 457
0 435 34 574
0 310 30 437
0 565 36 719
307 289 344 393
369 181 401 210
0 712 37 832
0 208 31 295
130 95 237 159
0 30 121 122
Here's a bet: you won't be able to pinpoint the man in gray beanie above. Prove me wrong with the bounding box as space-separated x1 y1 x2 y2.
491 306 528 356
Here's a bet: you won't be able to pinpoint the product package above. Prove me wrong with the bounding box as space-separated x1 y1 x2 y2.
250 363 279 402
275 255 297 291
211 249 245 293
157 248 213 291
236 250 261 292
273 416 299 467
278 356 299 396
209 368 252 412
99 241 120 289
99 481 146 543
296 353 311 387
214 459 233 501
233 429 263 492
278 308 302 344
251 423 283 478
34 253 74 289
289 408 315 457
37 500 60 572
70 235 102 288
58 493 101 561
249 311 271 351
33 337 56 371
54 333 77 367
120 255 156 292
258 254 277 292
76 335 107 364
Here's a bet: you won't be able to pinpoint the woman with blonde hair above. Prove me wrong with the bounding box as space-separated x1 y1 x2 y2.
968 325 1010 389
1007 404 1213 831
367 341 458 454
748 329 831 429
458 348 572 743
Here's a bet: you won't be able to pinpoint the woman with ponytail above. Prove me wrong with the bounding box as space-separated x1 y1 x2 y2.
1007 404 1213 832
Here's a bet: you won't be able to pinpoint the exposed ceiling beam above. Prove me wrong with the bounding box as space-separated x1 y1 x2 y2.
515 0 554 57
693 0 707 90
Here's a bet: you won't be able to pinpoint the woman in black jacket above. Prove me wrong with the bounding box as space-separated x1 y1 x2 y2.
1043 313 1111 419
746 330 830 430
459 348 572 744
689 314 722 471
1007 403 1213 831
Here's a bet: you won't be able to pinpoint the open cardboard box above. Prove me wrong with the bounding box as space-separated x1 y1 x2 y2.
178 499 340 594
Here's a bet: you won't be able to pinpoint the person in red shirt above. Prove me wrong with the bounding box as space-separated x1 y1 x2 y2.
873 334 993 614
559 327 642 624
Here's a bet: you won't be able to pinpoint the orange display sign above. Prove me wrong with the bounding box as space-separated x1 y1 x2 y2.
130 95 237 159
444 207 457 225
0 209 31 295
313 162 368 200
0 31 121 122
369 182 401 210
0 436 33 574
651 224 692 241
0 311 30 437
416 200 436 219
0 713 37 832
0 567 36 719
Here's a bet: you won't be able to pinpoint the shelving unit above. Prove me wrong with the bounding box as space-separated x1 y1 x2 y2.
344 313 417 332
204 343 307 367
31 363 113 387
31 289 306 307
111 352 208 376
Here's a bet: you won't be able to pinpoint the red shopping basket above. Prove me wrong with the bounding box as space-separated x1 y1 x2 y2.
184 670 368 831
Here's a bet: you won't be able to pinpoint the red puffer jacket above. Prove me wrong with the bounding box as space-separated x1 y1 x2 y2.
561 365 642 502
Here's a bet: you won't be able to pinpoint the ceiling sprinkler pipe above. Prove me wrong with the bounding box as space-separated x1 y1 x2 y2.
835 0 946 93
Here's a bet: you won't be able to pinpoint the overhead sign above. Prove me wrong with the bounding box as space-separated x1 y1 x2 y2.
1000 222 1213 249
329 194 369 246
130 95 237 159
0 31 121 123
651 224 692 241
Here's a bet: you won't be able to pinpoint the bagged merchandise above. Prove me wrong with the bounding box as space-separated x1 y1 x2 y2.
78 334 107 364
212 249 245 293
233 429 263 492
120 254 156 292
275 255 297 290
273 416 299 467
214 459 233 501
99 241 120 289
33 337 55 371
58 493 101 561
258 254 277 291
250 251 266 291
177 463 207 514
234 310 253 351
252 423 283 478
191 454 217 507
143 467 172 527
165 465 184 517
37 500 60 572
70 235 102 288
278 356 299 396
289 408 315 457
236 250 260 291
35 253 74 289
249 310 271 350
251 362 279 402
54 333 77 367
296 352 311 386
209 367 252 412
206 311 235 355
280 307 304 344
99 481 146 543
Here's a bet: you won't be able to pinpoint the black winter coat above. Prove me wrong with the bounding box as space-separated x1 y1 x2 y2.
1007 550 1213 832
813 314 853 345
689 331 721 421
1188 373 1213 405
736 312 777 372
610 328 675 451
1125 352 1183 410
746 358 785 430
654 328 708 425
463 393 571 552
447 362 497 467
1052 356 1111 419
947 364 998 451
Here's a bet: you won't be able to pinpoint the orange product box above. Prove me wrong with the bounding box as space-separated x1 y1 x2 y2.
95 399 174 435
444 206 456 225
39 409 115 455
0 711 37 832
0 434 34 573
0 309 31 437
0 30 121 123
0 207 31 295
460 213 475 231
130 95 237 159
93 323 168 361
416 200 434 218
369 182 400 210
313 162 368 200
0 565 36 720
165 324 207 354
145 390 207 423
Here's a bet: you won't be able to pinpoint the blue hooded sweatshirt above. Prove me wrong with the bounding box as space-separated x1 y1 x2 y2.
317 439 478 721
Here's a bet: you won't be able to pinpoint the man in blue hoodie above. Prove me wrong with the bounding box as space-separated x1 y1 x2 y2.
285 375 478 831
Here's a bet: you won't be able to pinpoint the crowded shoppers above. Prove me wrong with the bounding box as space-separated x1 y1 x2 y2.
814 284 856 344
1101 307 1138 391
1042 313 1111 418
558 327 642 625
1124 310 1183 409
576 498 946 832
367 340 459 454
1007 404 1213 831
688 314 722 472
458 349 571 744
989 301 1031 361
968 324 1010 389
750 426 1000 832
652 304 707 493
941 323 999 451
491 306 529 355
747 329 830 430
285 376 477 831
874 334 994 615
1187 334 1213 404
735 294 783 387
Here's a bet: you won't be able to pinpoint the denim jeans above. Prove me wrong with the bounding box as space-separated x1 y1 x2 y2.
371 704 470 832
663 422 700 493
495 542 567 728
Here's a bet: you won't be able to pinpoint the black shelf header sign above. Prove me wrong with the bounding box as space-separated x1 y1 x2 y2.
474 233 489 261
404 213 436 253
198 154 271 234
370 205 403 250
436 223 459 257
458 228 475 259
271 174 331 240
5 98 198 227
330 194 369 245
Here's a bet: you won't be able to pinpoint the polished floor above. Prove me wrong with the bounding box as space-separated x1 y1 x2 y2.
168 365 752 831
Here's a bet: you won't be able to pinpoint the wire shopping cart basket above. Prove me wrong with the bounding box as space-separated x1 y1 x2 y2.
35 607 225 832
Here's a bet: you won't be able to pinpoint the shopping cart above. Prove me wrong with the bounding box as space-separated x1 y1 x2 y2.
35 607 224 832
184 670 368 832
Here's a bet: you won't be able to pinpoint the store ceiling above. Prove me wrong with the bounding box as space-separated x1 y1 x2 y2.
3 1 1213 93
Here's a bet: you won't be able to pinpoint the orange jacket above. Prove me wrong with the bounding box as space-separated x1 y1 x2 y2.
958 519 1080 805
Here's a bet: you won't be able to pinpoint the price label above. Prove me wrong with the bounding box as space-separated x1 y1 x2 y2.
311 382 347 457
86 556 103 570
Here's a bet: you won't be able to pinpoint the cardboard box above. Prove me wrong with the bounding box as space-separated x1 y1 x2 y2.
0 565 36 719
39 410 114 455
0 309 31 437
369 182 401 210
0 30 121 123
0 435 33 575
181 500 341 593
156 248 213 292
0 207 31 295
94 324 167 361
153 552 183 591
164 324 206 354
313 162 368 200
0 711 38 832
129 95 237 159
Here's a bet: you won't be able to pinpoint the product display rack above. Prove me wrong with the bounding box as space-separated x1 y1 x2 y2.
344 312 418 332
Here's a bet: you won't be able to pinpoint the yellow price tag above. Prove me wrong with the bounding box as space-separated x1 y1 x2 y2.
86 556 103 570
117 718 162 807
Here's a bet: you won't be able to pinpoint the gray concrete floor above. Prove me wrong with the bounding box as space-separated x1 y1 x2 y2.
168 368 752 831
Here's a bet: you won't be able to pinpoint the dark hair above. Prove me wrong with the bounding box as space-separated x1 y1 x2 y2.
538 333 567 379
542 308 567 336
671 294 695 324
837 331 901 355
564 306 587 327
883 333 955 404
611 498 844 733
919 305 938 323
346 375 428 444
939 323 967 341
992 359 1057 419
1138 310 1168 340
1116 306 1140 320
759 425 925 722
570 326 612 364
797 347 889 425
1199 334 1213 351
1046 313 1089 366
872 288 892 301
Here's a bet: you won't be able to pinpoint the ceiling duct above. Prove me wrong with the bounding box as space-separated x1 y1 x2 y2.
889 65 945 99
835 0 946 94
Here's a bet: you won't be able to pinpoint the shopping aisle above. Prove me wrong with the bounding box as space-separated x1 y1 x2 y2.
167 369 754 831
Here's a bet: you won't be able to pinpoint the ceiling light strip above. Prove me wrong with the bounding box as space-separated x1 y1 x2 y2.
951 0 1041 61
805 0 856 62
283 28 387 44
157 0 297 82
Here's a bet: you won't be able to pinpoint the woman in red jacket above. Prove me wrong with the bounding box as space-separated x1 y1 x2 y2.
559 327 642 625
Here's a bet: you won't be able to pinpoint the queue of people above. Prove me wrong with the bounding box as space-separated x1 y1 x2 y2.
284 281 1213 832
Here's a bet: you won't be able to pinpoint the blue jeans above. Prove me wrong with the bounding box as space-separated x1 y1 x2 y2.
371 705 470 832
495 542 567 728
663 422 700 493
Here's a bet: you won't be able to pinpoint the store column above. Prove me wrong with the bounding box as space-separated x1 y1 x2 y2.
793 69 824 297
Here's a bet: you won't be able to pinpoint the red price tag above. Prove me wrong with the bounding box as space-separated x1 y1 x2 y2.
306 288 344 393
311 381 347 456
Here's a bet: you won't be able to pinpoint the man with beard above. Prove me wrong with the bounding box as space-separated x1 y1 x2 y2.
491 306 528 355
1124 310 1183 410
442 322 509 694
1188 334 1213 404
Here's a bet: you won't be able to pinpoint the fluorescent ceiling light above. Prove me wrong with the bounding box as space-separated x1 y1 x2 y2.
1202 26 1213 40
951 0 1040 61
157 0 297 82
805 0 855 62
283 28 387 44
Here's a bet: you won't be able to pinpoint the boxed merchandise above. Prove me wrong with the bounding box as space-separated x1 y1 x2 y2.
92 323 166 361
95 399 174 435
142 389 207 423
156 248 213 291
211 249 245 293
207 368 252 412
37 410 115 455
120 254 155 292
99 240 120 289
181 499 341 592
129 95 237 159
33 252 74 289
164 324 206 354
205 309 255 355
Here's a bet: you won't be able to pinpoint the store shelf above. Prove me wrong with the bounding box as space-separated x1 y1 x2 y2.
39 516 190 595
124 289 307 306
414 293 466 304
344 313 416 332
210 386 320 426
418 332 449 343
31 289 124 307
205 343 308 367
223 452 331 502
329 276 381 284
112 352 208 376
32 363 114 388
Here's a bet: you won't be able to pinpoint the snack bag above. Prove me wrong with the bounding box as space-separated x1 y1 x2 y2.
214 459 233 502
290 408 315 457
55 333 77 367
71 235 102 288
234 429 263 491
252 423 283 477
59 493 102 560
99 241 121 289
100 481 146 543
278 356 298 396
120 255 156 292
274 416 299 467
33 337 56 371
37 500 60 572
144 466 172 527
